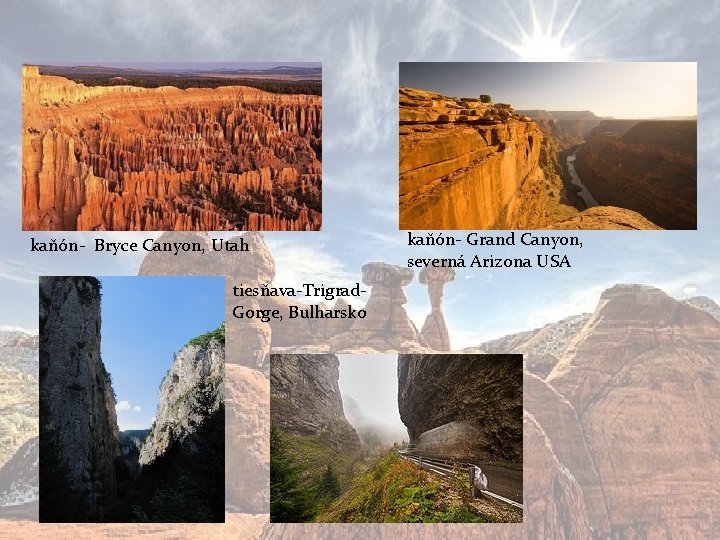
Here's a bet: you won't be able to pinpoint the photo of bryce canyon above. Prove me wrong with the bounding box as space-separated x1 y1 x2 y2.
22 63 322 231
399 62 696 230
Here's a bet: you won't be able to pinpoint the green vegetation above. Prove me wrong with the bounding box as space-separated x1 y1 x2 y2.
39 67 321 95
270 424 316 522
270 425 362 522
132 405 225 522
480 94 492 103
187 323 225 348
317 451 496 523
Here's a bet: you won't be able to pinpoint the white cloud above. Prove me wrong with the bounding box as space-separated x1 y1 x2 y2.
266 239 363 299
116 400 131 411
116 400 142 413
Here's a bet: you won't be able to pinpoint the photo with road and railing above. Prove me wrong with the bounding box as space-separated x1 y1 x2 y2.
269 353 522 523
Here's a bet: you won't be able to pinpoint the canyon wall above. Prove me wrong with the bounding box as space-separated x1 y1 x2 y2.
22 65 321 231
399 87 546 229
270 354 361 453
574 120 696 229
139 326 224 466
0 329 37 473
516 110 601 145
397 353 522 464
38 276 120 521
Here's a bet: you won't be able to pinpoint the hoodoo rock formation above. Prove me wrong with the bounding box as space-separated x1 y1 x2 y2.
139 326 224 466
399 87 546 229
22 65 322 231
331 262 425 351
397 354 522 464
39 276 120 521
225 364 269 512
418 267 455 351
270 354 361 453
574 121 696 229
139 235 444 355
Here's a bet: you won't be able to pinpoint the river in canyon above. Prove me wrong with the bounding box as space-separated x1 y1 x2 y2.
567 149 599 208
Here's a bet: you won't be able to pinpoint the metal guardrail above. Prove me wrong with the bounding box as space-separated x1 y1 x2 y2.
397 450 523 511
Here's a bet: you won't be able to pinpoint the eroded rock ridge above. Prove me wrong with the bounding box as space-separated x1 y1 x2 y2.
399 87 546 229
22 65 322 231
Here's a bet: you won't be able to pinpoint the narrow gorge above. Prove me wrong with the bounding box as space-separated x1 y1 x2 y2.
270 353 523 523
39 276 224 522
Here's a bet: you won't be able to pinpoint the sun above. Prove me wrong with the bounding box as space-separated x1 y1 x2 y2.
447 0 596 62
515 31 574 61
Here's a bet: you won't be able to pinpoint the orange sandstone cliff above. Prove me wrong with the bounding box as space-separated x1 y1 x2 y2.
399 87 546 230
21 65 322 231
399 87 666 231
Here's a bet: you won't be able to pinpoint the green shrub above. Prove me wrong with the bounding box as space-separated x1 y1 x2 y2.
479 94 492 103
187 323 225 348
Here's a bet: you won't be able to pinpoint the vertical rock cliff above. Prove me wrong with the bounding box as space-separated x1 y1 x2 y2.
270 354 361 453
399 87 547 229
139 326 224 466
397 353 522 464
543 285 720 536
39 276 120 521
136 324 225 522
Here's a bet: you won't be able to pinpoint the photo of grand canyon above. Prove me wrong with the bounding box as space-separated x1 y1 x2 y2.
22 63 322 231
399 62 696 230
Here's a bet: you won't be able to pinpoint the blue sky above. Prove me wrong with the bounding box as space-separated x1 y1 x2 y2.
98 276 224 430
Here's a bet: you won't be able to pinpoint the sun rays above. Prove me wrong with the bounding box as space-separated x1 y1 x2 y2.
446 0 607 61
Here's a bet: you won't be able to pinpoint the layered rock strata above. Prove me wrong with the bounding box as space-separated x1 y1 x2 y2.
270 354 361 453
516 110 601 144
0 328 38 471
397 353 522 464
574 121 696 229
399 87 546 229
548 206 663 230
22 65 321 231
544 285 720 536
39 276 120 521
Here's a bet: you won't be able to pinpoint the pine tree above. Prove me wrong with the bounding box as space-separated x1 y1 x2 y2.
270 424 315 522
319 464 341 500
